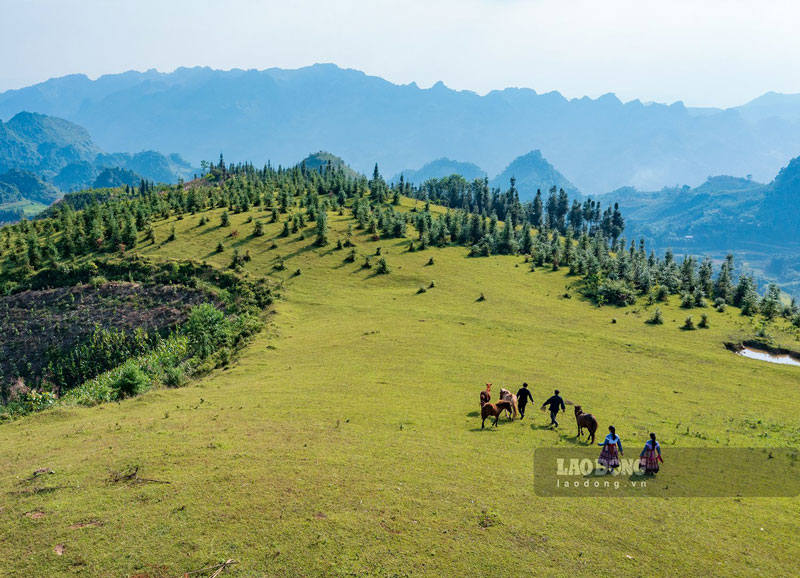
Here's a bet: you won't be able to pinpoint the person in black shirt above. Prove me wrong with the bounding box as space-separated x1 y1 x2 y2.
540 389 566 427
516 382 534 418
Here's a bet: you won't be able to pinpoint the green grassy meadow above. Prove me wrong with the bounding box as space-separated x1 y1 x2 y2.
1 201 799 577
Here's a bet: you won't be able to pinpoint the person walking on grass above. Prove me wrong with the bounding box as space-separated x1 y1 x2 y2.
541 389 565 427
639 432 662 474
516 382 534 419
598 425 623 472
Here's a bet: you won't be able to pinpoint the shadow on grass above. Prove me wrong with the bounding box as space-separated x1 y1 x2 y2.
558 432 596 446
530 423 558 431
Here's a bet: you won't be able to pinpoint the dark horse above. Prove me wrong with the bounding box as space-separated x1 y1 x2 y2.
574 405 598 443
479 383 492 407
481 400 513 429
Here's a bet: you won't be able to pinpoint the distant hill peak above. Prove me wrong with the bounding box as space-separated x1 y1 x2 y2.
298 151 360 179
393 158 486 184
490 150 579 200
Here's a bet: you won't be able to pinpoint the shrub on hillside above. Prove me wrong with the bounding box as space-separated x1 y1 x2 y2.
646 308 664 325
682 316 696 331
164 366 185 388
182 303 230 359
594 279 637 306
113 361 150 399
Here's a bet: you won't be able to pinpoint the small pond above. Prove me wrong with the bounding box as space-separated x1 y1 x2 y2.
737 347 800 367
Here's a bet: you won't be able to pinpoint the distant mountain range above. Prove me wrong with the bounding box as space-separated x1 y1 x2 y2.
606 160 800 295
0 112 194 216
2 64 800 193
392 150 577 200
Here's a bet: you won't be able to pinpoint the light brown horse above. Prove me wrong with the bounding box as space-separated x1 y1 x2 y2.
574 405 598 444
481 400 513 428
479 383 492 407
499 388 519 420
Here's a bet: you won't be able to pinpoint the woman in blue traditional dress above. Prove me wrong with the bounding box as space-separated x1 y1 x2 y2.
597 425 623 471
639 432 662 474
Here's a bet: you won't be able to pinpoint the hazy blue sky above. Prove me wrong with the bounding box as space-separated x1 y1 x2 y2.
2 0 798 107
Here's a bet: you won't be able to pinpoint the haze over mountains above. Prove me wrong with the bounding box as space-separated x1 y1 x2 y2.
2 64 800 192
0 111 194 219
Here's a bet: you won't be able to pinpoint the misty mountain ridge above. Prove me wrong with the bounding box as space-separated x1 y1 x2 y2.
0 111 194 206
393 158 486 184
3 64 800 192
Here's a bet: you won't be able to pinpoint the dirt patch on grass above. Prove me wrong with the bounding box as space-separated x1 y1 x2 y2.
24 510 45 519
69 519 103 529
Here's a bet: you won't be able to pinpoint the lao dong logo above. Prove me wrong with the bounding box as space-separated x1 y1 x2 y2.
533 447 800 497
557 457 645 477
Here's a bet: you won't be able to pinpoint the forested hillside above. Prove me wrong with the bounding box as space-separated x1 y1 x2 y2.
1 154 798 576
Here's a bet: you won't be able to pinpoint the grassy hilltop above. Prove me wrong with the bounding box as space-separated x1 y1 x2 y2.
1 190 799 577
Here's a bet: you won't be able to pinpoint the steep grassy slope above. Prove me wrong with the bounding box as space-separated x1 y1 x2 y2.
1 200 799 577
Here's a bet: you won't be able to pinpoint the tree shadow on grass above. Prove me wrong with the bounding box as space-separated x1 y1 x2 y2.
281 240 323 261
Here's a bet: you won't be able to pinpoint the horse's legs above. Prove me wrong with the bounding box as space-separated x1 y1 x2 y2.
494 414 499 427
481 417 485 429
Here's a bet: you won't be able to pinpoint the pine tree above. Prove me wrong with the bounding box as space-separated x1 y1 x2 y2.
520 224 533 255
531 190 544 229
315 210 329 246
376 257 389 274
122 217 137 248
698 256 714 297
734 274 759 316
760 283 782 320
714 254 735 303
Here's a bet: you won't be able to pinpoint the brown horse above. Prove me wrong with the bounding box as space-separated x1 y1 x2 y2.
479 383 492 407
481 400 513 428
574 405 598 444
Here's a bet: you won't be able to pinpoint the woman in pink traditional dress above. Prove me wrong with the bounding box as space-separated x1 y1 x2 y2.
639 432 662 474
597 425 623 471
